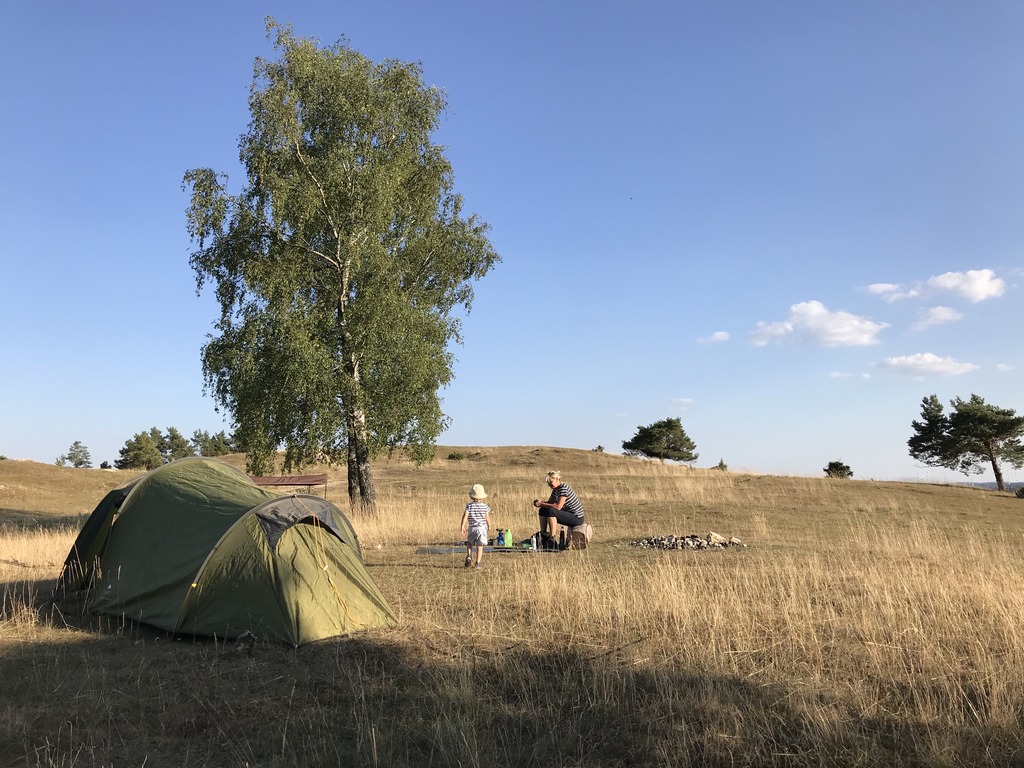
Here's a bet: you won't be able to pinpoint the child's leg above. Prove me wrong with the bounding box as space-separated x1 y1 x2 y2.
475 544 484 565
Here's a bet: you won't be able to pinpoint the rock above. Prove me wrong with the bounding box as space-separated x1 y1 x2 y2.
629 532 748 551
233 630 256 655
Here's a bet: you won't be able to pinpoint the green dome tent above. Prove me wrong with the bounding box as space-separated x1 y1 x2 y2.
55 457 396 646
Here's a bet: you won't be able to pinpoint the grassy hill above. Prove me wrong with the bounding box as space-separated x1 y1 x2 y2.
3 450 1024 767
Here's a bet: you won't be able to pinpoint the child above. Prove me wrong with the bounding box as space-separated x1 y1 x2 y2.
460 483 491 569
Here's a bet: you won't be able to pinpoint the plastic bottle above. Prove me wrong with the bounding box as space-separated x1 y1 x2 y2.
530 534 537 551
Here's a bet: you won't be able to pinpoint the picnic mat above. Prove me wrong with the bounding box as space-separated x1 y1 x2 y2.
415 543 555 555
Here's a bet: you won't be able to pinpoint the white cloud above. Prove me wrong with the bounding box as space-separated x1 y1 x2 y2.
752 300 888 347
751 319 792 345
926 269 1005 303
880 352 979 376
867 282 920 303
672 397 695 410
867 282 899 295
829 370 873 380
911 305 963 331
697 331 730 344
997 363 1014 372
868 268 1005 306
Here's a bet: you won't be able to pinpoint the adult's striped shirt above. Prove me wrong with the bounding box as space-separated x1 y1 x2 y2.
548 484 584 520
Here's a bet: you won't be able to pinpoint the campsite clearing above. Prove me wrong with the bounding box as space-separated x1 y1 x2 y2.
3 447 1024 767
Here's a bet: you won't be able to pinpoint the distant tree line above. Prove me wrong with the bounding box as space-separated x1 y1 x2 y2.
114 428 237 470
623 392 1023 489
48 393 1023 488
53 429 237 471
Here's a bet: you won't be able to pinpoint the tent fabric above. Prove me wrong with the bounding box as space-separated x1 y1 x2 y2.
55 457 396 646
54 485 131 599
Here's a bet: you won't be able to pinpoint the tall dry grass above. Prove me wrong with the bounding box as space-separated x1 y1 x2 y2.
1 526 76 640
3 450 1024 766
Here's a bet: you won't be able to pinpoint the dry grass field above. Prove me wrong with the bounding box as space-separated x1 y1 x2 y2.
3 447 1024 767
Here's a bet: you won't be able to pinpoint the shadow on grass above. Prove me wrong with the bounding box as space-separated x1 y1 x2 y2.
0 508 87 531
3 580 1022 768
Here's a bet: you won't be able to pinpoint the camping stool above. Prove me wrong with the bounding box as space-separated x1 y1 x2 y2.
561 523 593 550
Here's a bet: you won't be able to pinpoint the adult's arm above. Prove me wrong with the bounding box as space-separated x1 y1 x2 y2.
534 490 565 511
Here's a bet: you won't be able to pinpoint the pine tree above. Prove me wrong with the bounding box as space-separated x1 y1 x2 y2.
622 418 699 463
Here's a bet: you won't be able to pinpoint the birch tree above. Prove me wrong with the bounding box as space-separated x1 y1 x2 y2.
184 20 498 508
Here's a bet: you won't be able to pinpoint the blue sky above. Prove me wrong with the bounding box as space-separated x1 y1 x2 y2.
2 1 1021 483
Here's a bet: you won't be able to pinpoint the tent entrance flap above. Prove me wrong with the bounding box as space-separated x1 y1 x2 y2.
253 496 349 551
54 486 132 599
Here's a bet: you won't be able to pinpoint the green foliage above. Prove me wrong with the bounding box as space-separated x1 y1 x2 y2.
823 460 853 479
115 428 196 468
56 441 92 469
714 458 728 471
191 429 235 457
1015 486 1024 499
907 394 948 468
183 20 498 507
447 452 465 461
908 393 1024 492
100 461 112 470
160 427 195 463
115 427 235 470
592 445 605 453
622 418 699 463
116 429 164 470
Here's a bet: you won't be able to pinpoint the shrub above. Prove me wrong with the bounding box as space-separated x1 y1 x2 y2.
824 460 853 479
447 452 465 461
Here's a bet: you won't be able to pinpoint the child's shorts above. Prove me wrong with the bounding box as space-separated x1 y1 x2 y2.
467 527 488 547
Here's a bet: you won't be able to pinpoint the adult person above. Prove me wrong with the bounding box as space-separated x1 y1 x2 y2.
533 471 585 548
